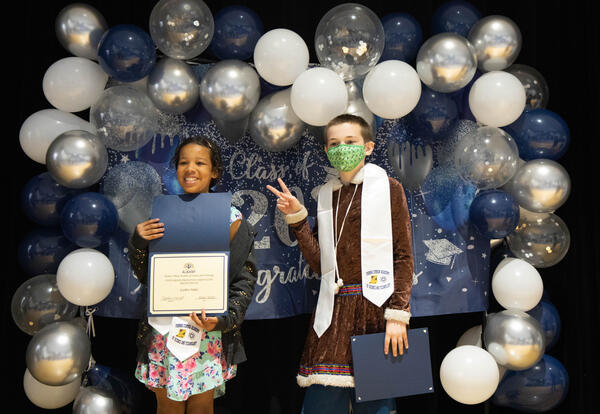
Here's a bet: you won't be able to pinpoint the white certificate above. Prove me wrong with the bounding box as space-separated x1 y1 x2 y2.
148 252 228 316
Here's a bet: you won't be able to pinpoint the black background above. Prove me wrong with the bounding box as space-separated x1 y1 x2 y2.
7 0 599 413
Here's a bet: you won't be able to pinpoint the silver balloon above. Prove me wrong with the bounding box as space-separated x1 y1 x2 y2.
73 387 120 414
102 161 163 233
507 159 570 213
149 0 214 60
11 274 79 336
55 3 107 60
454 126 519 189
315 3 385 81
505 64 550 109
416 33 477 93
200 60 260 121
484 309 545 370
90 86 158 152
249 89 305 152
468 15 522 72
26 321 91 386
344 81 376 137
214 116 249 144
46 130 108 189
147 58 199 114
506 211 570 268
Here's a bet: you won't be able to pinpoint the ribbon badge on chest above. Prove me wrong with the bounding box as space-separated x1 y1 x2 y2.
155 316 206 362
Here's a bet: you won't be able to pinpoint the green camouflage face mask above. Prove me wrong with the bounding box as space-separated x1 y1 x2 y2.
326 144 365 172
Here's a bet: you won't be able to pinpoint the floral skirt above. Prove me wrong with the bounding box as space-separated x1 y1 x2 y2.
135 329 237 401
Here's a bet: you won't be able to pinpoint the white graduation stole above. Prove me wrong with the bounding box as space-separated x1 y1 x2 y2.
149 316 205 361
314 163 394 337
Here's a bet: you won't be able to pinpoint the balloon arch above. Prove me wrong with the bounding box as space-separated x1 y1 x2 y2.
16 0 570 411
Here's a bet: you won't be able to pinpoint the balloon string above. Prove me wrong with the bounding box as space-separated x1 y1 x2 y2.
85 306 97 338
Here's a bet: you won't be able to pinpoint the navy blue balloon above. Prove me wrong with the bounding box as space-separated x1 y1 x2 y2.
503 109 570 160
97 24 156 82
380 13 423 62
210 5 264 60
406 85 459 143
469 190 520 239
18 228 78 276
451 180 478 228
449 70 481 121
61 192 118 248
21 172 82 226
527 300 561 350
432 1 482 37
493 355 569 412
422 164 463 217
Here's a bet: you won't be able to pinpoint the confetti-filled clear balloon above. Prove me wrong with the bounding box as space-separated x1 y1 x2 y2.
73 386 120 414
11 274 79 336
46 130 108 189
454 126 519 189
468 15 522 72
199 60 261 121
149 0 214 60
102 162 163 233
506 212 570 268
249 88 305 152
55 3 107 60
484 309 545 370
26 321 91 386
315 3 385 81
505 64 549 109
507 159 570 213
90 86 158 151
147 58 199 114
416 33 477 93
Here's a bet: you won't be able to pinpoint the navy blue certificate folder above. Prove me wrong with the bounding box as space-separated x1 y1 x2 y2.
351 329 434 402
147 193 232 317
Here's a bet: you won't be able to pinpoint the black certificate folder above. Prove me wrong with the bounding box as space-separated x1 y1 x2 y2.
351 329 434 402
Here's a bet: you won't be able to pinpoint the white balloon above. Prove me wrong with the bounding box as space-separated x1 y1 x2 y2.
57 248 115 306
23 369 81 409
468 71 526 127
19 109 95 164
456 325 482 348
254 29 309 86
291 67 348 126
43 57 108 113
362 60 421 119
492 257 543 311
440 345 500 405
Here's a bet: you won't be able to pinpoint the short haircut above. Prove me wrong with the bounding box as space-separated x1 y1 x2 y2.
170 136 223 188
325 114 374 143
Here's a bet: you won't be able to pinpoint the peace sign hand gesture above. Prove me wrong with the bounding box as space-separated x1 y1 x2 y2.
266 178 304 215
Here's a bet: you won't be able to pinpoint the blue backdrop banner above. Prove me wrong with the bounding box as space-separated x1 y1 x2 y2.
95 65 489 320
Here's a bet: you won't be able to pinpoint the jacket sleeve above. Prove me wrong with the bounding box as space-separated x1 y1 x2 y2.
128 229 149 285
287 206 321 275
215 220 258 333
384 178 414 324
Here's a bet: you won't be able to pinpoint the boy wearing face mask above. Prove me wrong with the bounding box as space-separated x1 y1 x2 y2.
267 114 414 413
